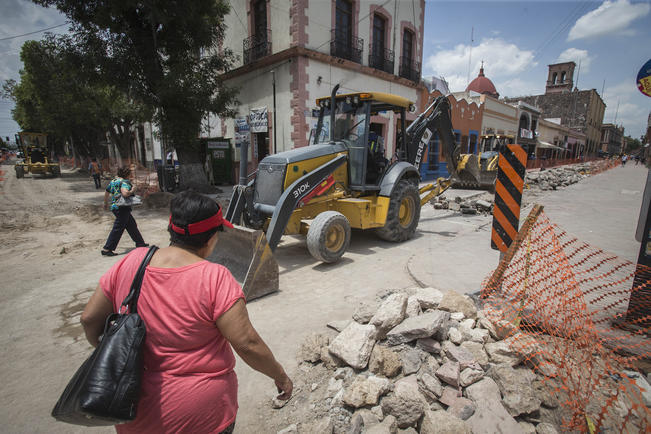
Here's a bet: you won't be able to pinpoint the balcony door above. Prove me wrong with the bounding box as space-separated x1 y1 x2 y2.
372 14 385 59
335 0 352 48
402 29 413 70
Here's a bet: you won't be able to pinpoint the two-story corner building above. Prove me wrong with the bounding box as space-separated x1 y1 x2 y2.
216 0 426 178
600 123 625 156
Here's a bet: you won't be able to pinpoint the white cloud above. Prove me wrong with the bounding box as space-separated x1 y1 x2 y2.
555 48 593 73
568 0 650 41
424 37 537 94
602 81 649 138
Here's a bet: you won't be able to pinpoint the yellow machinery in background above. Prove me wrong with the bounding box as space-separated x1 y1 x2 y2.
14 132 60 178
453 134 515 190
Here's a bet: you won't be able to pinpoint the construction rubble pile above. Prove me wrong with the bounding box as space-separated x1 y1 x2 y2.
431 195 493 215
279 287 605 434
524 165 590 191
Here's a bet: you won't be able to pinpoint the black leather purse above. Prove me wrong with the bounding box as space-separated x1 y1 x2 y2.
52 246 158 426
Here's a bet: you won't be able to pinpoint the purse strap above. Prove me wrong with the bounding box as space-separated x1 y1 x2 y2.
120 245 158 314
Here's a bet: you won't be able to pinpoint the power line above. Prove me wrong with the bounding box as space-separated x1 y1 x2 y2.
0 23 68 42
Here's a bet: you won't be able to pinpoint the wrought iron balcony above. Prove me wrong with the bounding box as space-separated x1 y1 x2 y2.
368 46 395 74
243 29 272 65
330 29 363 64
399 56 421 83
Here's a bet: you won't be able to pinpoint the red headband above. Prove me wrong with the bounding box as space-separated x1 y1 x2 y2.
169 207 233 235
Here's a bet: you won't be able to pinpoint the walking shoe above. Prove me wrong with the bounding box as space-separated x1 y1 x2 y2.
136 243 149 248
101 250 117 256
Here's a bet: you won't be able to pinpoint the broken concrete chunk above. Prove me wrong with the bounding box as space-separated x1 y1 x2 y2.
462 327 489 343
399 347 422 375
444 342 479 370
464 377 502 403
380 380 426 428
465 397 521 434
386 310 450 346
416 338 441 354
536 422 559 434
370 293 408 339
353 301 377 324
438 386 461 406
448 327 463 344
460 341 489 369
487 364 541 417
364 414 397 434
369 344 402 378
343 375 392 408
421 410 471 434
328 322 377 370
484 341 523 366
435 361 460 387
459 367 485 387
327 319 351 332
405 296 421 318
446 397 476 420
413 287 444 310
298 333 329 363
417 372 443 400
438 291 477 319
450 311 465 321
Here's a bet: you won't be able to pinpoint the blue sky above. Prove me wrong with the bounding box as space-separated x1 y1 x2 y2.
422 0 651 139
0 0 650 141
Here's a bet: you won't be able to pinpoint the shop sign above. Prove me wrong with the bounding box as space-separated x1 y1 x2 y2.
249 107 268 133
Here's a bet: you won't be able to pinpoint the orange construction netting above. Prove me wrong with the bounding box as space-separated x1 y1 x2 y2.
481 210 650 432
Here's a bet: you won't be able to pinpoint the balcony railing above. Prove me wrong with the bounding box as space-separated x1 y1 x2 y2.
330 29 363 64
243 29 272 65
399 56 421 83
368 46 395 74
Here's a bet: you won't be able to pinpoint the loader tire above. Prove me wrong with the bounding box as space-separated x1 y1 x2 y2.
376 179 420 242
15 165 24 178
307 211 351 263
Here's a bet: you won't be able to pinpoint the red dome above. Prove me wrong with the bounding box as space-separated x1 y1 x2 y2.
466 66 499 98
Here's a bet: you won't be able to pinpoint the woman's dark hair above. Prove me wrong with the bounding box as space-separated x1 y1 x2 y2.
117 166 130 178
168 190 223 250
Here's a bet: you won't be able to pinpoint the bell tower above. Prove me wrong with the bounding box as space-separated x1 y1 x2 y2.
545 61 575 94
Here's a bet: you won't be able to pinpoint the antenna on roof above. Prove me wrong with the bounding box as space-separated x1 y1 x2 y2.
467 27 474 86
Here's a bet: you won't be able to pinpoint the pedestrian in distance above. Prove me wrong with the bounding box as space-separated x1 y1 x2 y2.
622 154 628 166
89 158 102 189
101 167 148 256
81 190 293 433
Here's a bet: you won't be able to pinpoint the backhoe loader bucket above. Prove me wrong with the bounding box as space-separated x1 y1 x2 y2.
206 225 279 301
452 154 483 188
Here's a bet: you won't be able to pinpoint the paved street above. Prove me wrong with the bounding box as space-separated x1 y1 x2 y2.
0 161 646 433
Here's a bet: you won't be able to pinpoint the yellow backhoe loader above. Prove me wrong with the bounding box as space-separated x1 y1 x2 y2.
452 134 515 190
208 86 461 300
14 132 60 178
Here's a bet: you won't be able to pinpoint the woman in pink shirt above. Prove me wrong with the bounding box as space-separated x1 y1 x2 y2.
81 191 293 433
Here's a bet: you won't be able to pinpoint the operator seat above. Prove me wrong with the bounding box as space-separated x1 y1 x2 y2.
366 132 387 184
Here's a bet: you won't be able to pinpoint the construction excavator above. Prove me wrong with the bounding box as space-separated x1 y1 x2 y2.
452 134 515 190
208 86 461 300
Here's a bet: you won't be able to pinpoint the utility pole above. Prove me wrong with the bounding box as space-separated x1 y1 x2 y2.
272 69 277 154
467 27 474 86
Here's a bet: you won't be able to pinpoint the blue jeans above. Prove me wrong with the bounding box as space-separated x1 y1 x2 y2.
103 207 145 251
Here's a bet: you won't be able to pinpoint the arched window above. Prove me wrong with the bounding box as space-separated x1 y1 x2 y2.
561 71 566 83
552 72 557 84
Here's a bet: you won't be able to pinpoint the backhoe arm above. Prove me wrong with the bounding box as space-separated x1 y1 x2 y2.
404 96 460 176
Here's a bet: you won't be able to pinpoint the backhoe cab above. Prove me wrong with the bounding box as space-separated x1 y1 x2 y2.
14 132 60 178
453 134 515 190
208 87 459 300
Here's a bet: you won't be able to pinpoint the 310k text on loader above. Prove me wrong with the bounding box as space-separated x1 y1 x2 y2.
208 86 461 300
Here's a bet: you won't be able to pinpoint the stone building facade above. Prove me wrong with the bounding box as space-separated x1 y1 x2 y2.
600 123 625 155
504 62 605 157
216 0 425 178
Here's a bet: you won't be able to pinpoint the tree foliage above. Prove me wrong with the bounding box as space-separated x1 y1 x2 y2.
624 135 642 152
2 36 151 159
34 0 239 182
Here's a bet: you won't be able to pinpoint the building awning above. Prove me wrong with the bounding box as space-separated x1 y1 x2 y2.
536 140 566 151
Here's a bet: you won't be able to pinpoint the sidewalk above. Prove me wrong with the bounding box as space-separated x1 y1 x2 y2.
407 164 648 293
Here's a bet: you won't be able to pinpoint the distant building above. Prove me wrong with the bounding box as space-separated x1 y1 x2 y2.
508 100 540 157
537 117 586 159
466 64 499 99
423 76 450 94
217 0 426 178
504 62 606 157
600 123 625 155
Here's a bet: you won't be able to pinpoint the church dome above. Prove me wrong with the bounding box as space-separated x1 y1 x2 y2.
466 65 499 98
